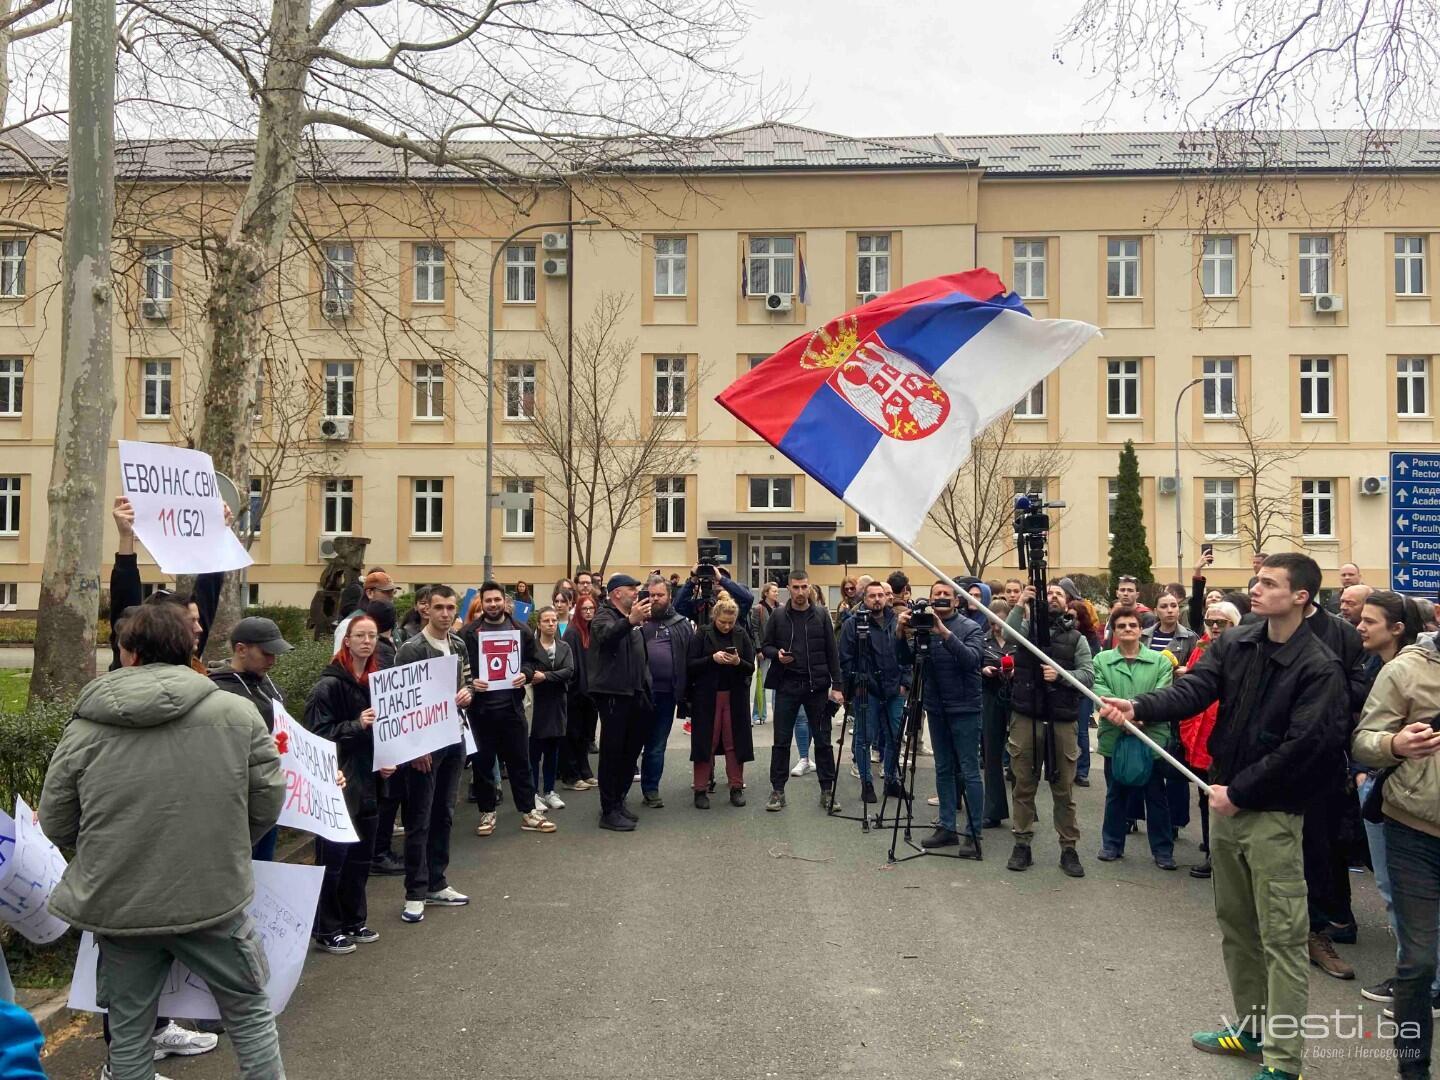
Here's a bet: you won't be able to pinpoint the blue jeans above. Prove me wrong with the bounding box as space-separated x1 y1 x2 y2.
1361 777 1440 992
929 709 983 836
251 827 278 862
1385 818 1440 1078
1075 697 1093 781
640 691 677 795
795 706 811 759
1101 755 1173 859
855 692 903 784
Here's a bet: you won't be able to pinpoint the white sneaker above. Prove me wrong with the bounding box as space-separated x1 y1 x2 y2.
790 758 810 777
425 885 470 906
849 764 861 779
543 791 565 810
535 794 548 813
633 772 642 782
401 899 425 923
806 759 819 775
151 1020 218 1060
105 1068 176 1080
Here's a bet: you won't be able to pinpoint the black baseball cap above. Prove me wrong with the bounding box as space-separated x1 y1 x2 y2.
230 616 294 655
605 573 642 591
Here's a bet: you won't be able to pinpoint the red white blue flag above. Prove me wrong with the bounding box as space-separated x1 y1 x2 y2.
716 269 1099 543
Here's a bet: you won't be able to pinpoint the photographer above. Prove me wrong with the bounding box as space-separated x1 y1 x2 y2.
838 581 908 805
675 563 753 627
1004 582 1094 878
898 582 986 853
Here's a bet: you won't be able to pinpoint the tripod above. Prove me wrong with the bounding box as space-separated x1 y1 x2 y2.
827 644 873 831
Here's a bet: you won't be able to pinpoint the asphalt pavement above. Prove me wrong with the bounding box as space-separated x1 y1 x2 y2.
42 729 1399 1080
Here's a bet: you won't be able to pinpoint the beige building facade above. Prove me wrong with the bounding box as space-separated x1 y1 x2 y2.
0 124 1436 611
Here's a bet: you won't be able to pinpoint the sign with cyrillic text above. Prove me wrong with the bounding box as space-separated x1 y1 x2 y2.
369 655 462 769
0 797 69 945
274 701 358 843
119 440 253 575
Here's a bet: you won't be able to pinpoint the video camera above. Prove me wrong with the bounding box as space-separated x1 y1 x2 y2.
1014 493 1065 572
694 538 723 601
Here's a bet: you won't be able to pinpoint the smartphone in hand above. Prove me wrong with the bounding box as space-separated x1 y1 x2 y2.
1200 543 1214 558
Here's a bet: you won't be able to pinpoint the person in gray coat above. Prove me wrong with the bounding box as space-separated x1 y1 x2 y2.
529 606 576 809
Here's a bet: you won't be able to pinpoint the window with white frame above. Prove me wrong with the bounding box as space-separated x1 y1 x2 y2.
324 361 356 419
504 361 536 420
141 360 173 419
858 515 882 536
1398 356 1430 417
1396 236 1426 296
0 476 18 536
413 362 444 420
1105 358 1141 418
1012 239 1046 299
747 235 795 296
414 244 445 304
748 476 794 510
654 237 687 297
1106 478 1118 540
322 243 355 311
1203 478 1237 538
412 478 444 536
1298 235 1331 296
1201 236 1236 298
856 234 890 295
1013 380 1046 418
0 357 21 416
0 240 25 298
0 583 17 610
1299 357 1334 418
654 476 685 535
504 244 536 303
246 476 263 538
654 357 686 417
502 478 535 536
322 478 353 535
142 244 174 304
1202 358 1238 418
1106 237 1140 298
1301 479 1335 539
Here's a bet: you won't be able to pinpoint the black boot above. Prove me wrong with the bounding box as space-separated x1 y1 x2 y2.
1059 847 1085 878
730 787 746 807
1189 858 1212 879
862 781 877 804
694 790 710 809
1007 843 1032 871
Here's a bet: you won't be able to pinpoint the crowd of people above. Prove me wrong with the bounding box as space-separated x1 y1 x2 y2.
24 499 1440 1080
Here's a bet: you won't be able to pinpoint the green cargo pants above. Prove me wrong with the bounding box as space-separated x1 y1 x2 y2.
1210 808 1309 1077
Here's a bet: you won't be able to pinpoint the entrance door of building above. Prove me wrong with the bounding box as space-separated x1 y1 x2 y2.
748 536 794 589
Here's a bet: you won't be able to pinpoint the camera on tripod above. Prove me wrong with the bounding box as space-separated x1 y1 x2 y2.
694 538 723 602
1014 493 1065 571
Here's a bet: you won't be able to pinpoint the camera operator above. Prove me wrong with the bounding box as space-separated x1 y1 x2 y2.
898 582 987 853
838 581 908 805
761 570 844 813
1004 582 1095 878
675 563 754 628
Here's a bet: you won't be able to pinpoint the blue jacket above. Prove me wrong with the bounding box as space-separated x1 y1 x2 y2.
675 575 754 625
838 605 908 700
900 610 985 715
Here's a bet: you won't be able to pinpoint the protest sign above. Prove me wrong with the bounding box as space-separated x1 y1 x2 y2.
273 701 358 843
0 798 69 945
369 655 463 770
118 439 254 575
477 630 523 691
70 861 323 1018
513 599 534 625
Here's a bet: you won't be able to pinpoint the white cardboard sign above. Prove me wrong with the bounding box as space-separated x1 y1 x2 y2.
476 630 524 691
368 655 462 770
273 701 359 844
118 440 253 575
0 797 69 945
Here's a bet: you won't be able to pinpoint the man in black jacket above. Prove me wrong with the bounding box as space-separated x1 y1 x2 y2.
761 570 844 813
1100 553 1347 1080
588 574 653 832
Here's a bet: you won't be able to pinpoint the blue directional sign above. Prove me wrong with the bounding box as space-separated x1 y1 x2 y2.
1390 452 1440 594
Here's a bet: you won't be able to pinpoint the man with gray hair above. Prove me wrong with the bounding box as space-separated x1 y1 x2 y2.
1339 584 1374 627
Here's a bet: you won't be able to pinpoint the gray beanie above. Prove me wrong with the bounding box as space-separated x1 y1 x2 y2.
1056 576 1082 602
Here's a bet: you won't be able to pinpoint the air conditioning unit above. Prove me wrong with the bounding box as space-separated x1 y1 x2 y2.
321 296 352 319
1358 475 1389 497
859 292 880 304
765 292 793 313
318 418 352 441
1157 475 1179 496
1313 293 1345 314
542 257 568 277
141 298 171 321
541 231 568 252
318 536 340 561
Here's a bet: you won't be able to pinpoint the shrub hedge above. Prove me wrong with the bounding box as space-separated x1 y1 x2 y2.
0 618 111 645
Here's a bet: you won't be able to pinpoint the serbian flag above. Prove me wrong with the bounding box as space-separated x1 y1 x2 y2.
716 269 1099 544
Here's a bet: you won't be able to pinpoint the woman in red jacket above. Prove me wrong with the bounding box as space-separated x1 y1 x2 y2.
1178 600 1242 879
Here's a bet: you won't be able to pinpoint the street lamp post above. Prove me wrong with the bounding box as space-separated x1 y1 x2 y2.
1173 377 1206 582
484 218 599 584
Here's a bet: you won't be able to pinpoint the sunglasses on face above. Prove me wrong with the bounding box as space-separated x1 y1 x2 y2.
1204 619 1229 629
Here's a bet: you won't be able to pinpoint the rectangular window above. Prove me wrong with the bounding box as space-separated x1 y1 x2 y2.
654 476 686 535
141 360 173 419
1201 236 1236 298
322 478 353 535
0 357 21 416
504 361 536 421
856 233 891 295
0 582 18 610
748 354 768 370
1298 235 1331 296
1398 357 1430 417
142 244 174 303
748 476 794 510
1013 380 1046 418
502 478 535 536
1106 477 1118 540
1106 237 1141 298
1301 479 1335 539
322 243 355 312
324 361 356 419
246 476 263 537
412 478 444 536
504 244 536 303
1299 357 1334 418
414 244 445 304
857 515 882 536
413 362 444 420
0 240 25 298
1396 236 1426 296
1012 239 1046 300
1203 478 1237 538
252 373 264 424
0 476 18 535
654 237 688 297
1202 358 1238 418
747 235 796 297
1105 358 1140 418
246 583 260 607
654 356 687 417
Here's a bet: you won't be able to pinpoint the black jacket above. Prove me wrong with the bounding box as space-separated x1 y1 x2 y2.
899 611 986 716
1132 618 1348 813
303 660 377 812
761 602 840 693
208 666 283 732
1305 606 1373 716
530 637 575 740
686 623 756 765
641 609 695 701
108 552 223 671
838 605 907 700
587 602 651 697
460 616 536 723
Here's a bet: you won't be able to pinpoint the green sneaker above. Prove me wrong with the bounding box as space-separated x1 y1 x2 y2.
1250 1068 1300 1080
1191 1027 1263 1062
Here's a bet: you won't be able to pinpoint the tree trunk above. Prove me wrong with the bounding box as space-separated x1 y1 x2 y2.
193 0 310 656
29 0 115 704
